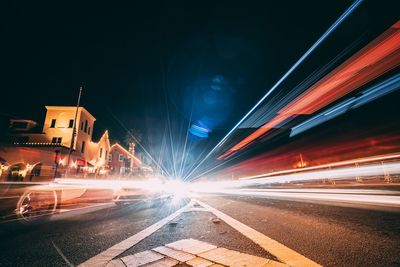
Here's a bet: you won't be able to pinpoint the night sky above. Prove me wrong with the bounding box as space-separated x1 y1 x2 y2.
1 1 399 154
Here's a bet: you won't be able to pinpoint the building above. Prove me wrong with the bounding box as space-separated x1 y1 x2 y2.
12 106 96 151
0 106 111 181
109 143 142 176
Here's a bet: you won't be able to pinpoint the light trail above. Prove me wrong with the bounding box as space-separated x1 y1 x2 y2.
191 161 400 192
206 188 400 207
53 178 165 191
238 153 400 180
236 188 400 195
219 19 400 159
108 110 173 177
185 146 252 182
183 0 364 180
291 74 400 136
178 102 194 179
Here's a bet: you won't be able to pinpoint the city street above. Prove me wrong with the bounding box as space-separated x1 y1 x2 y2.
2 1 400 266
1 191 399 267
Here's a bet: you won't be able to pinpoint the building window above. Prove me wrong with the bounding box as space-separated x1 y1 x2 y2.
84 120 88 133
99 148 103 158
119 154 124 162
52 137 62 144
88 126 91 135
81 141 86 153
50 119 56 128
81 121 84 130
105 150 108 160
68 119 74 128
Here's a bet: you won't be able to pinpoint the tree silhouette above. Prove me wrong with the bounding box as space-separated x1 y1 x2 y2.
124 128 143 147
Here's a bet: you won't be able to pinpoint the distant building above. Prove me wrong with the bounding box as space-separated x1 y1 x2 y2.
0 106 111 181
109 143 142 176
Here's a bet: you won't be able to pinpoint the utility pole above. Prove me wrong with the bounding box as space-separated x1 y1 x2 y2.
65 86 83 177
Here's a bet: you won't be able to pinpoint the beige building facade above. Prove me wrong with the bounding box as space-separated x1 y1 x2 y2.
1 106 112 181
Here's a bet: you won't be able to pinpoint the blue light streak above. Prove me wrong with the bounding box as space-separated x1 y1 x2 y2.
290 74 400 137
184 0 364 180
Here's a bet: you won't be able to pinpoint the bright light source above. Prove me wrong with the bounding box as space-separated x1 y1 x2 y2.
164 180 189 199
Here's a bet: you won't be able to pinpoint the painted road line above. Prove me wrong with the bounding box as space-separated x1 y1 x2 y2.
78 201 193 267
184 207 208 212
195 199 321 267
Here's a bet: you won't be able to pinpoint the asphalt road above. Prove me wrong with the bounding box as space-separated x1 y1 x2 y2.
198 194 400 267
1 194 400 267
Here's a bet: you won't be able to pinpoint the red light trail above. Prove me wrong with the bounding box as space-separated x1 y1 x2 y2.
219 20 400 159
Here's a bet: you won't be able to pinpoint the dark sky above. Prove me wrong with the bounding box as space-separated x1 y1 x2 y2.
1 0 398 146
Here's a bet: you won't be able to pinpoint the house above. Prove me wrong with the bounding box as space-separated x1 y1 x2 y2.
109 143 142 176
0 106 111 181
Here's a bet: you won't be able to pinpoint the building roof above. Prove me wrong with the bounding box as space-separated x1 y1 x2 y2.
111 143 142 165
45 106 96 121
94 130 110 145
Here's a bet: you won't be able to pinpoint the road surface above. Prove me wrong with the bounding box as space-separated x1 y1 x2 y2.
1 192 400 267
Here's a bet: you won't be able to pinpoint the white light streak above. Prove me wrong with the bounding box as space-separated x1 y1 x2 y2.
185 0 364 180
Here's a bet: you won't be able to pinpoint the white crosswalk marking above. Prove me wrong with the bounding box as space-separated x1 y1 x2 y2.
195 199 321 267
113 239 286 267
79 199 319 267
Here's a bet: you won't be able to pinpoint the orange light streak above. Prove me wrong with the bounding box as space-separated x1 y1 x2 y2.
220 20 400 158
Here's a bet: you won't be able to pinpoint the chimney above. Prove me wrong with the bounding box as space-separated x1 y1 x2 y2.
128 142 135 156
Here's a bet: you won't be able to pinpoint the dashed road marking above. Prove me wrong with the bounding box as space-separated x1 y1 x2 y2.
78 201 193 267
195 199 321 267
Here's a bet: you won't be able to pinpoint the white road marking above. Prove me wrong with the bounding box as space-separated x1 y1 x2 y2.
78 201 193 267
195 199 321 267
183 207 208 212
113 238 286 266
121 250 164 266
52 240 74 267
